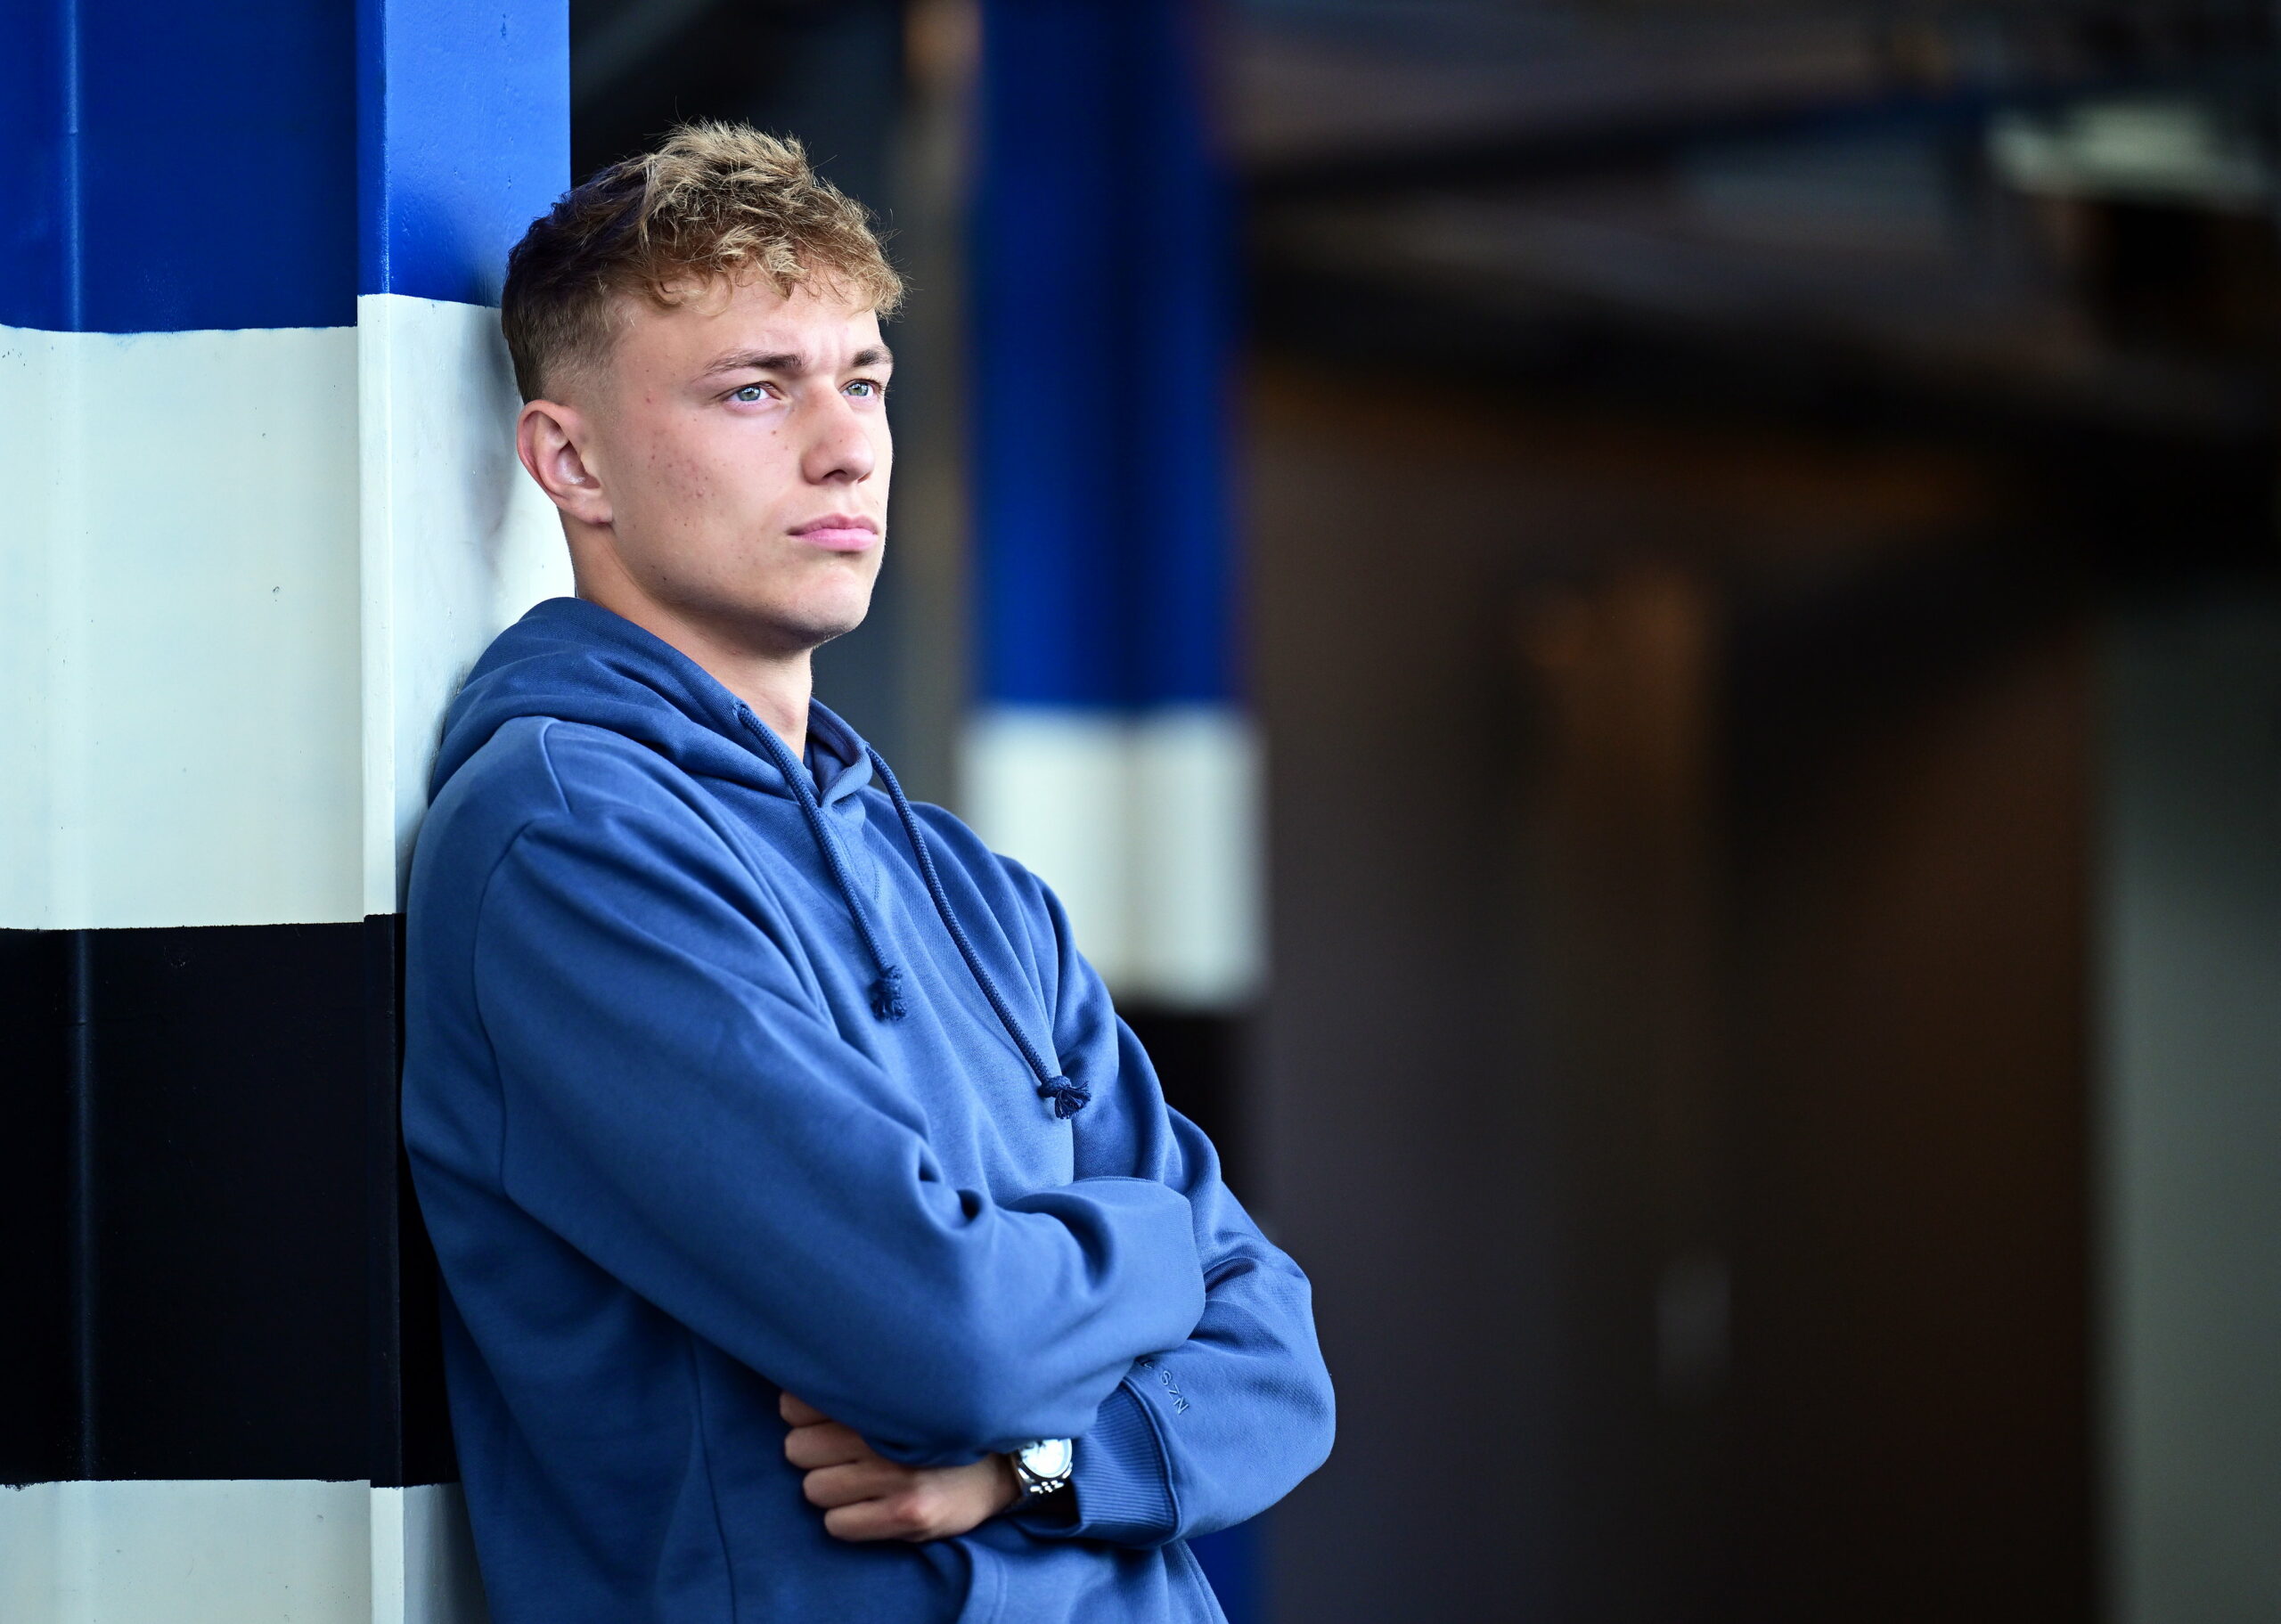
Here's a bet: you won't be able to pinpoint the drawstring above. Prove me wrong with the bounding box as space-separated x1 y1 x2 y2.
736 708 907 1022
865 747 1090 1120
734 706 1086 1118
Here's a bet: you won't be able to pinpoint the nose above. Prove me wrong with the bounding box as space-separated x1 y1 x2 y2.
801 388 879 486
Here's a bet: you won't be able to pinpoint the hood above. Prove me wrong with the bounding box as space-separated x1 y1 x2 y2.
434 597 876 809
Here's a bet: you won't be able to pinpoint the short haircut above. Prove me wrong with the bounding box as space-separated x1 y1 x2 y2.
501 121 904 402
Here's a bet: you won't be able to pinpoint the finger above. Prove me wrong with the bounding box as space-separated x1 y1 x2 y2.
778 1391 830 1427
783 1422 871 1470
800 1460 913 1510
822 1488 936 1543
813 1461 1016 1543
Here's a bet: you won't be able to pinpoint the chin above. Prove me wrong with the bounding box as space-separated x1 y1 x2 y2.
777 592 874 649
797 612 870 649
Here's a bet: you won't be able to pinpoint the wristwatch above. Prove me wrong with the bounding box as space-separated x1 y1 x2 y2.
1010 1437 1075 1500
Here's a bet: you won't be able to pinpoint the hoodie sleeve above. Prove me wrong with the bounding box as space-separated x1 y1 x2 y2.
462 796 1206 1466
1012 880 1336 1547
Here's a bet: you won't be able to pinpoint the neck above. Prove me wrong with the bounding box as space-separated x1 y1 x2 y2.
660 616 814 763
569 553 813 761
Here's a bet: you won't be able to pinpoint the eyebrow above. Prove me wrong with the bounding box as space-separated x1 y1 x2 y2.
699 344 895 377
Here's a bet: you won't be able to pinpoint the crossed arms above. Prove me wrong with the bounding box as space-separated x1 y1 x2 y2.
469 796 1334 1548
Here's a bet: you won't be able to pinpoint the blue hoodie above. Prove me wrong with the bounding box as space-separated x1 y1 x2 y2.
402 599 1334 1623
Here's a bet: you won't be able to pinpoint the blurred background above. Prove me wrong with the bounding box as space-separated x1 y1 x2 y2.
569 2 2281 1620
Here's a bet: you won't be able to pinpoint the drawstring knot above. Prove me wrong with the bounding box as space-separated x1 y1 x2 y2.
871 965 907 1022
867 747 1089 1122
1036 1076 1091 1119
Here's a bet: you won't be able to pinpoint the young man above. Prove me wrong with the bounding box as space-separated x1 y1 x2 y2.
401 123 1333 1623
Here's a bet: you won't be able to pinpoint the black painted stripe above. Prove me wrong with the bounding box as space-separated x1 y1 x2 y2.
2 929 74 1481
1121 1006 1249 1194
0 919 452 1488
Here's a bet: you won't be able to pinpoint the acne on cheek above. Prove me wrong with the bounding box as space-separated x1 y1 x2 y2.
632 430 709 498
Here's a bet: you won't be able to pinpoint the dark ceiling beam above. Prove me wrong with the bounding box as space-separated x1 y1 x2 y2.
1244 57 2277 204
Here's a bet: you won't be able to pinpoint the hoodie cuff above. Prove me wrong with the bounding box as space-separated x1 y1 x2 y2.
1018 1378 1179 1546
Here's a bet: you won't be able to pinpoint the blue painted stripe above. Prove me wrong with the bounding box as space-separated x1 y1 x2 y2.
974 0 1124 708
972 0 1235 709
1190 1517 1264 1624
1 0 566 333
1 0 356 331
358 0 568 307
1124 0 1235 710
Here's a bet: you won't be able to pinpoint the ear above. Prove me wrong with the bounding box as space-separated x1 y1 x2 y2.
517 397 612 527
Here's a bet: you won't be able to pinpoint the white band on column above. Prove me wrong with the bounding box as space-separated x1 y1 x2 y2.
358 292 570 917
961 705 1262 1009
0 1479 482 1624
0 322 362 932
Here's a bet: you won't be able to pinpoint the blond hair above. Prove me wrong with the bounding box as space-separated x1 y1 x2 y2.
501 121 903 401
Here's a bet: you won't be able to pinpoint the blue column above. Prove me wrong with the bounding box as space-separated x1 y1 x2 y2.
966 0 1259 1010
1 3 564 1616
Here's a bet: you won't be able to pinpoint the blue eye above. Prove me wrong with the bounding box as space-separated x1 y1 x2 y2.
846 379 883 398
732 385 766 403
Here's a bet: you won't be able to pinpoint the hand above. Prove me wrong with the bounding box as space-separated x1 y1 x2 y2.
780 1392 1021 1542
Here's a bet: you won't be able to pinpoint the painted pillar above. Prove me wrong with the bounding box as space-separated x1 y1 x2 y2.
965 0 1260 1012
2101 593 2281 1622
0 3 568 1619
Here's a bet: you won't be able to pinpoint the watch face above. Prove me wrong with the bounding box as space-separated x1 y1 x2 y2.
1022 1438 1073 1481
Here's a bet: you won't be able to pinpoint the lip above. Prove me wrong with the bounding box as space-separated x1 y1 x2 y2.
790 514 880 552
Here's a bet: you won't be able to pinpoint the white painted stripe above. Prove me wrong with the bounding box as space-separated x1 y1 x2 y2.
0 306 567 931
962 708 1135 987
1128 707 1263 1008
0 1479 482 1624
369 1483 492 1624
0 322 363 931
357 294 569 916
960 706 1263 1008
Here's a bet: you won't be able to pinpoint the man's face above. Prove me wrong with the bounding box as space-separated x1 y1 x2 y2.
563 277 893 656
